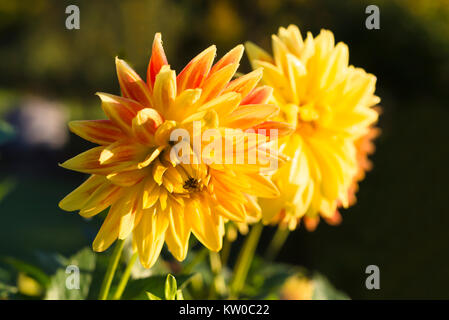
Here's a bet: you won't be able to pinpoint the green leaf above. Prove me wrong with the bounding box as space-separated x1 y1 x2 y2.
146 291 162 300
45 248 96 300
165 274 177 300
1 257 50 288
122 273 196 300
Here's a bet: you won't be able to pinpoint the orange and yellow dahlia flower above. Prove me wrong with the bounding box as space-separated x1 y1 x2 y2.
59 33 288 268
246 25 380 230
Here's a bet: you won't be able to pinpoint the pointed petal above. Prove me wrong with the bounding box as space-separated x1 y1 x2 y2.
222 104 279 129
240 86 273 105
223 68 263 99
177 45 216 91
116 57 153 107
165 203 191 261
147 33 169 89
198 62 239 104
153 65 177 113
210 44 244 74
97 92 144 135
134 208 169 268
59 175 106 211
69 120 125 145
79 182 122 217
60 146 134 175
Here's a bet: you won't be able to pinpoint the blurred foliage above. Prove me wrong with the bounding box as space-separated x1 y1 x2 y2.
0 0 448 299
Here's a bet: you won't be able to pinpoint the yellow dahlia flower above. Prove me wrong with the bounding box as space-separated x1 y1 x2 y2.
59 33 288 268
246 25 380 230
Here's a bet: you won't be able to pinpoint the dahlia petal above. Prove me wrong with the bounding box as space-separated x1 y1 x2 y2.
99 139 146 165
79 182 122 217
196 92 241 118
210 44 244 74
147 33 168 89
222 104 279 129
186 198 223 252
223 68 263 99
214 202 246 222
116 57 153 107
134 208 169 268
92 203 122 252
251 60 293 101
152 158 167 186
60 146 134 175
59 175 105 211
142 178 159 209
250 121 295 138
244 41 274 69
240 86 273 105
153 65 176 112
97 92 144 135
116 188 141 240
165 203 191 261
106 168 148 187
138 146 165 169
177 45 216 92
167 88 202 121
132 108 163 145
199 62 239 104
244 173 280 198
69 120 125 145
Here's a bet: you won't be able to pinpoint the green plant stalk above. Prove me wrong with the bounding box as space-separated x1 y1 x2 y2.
220 237 232 267
208 251 226 299
229 222 263 299
112 251 138 300
98 239 125 300
265 226 290 261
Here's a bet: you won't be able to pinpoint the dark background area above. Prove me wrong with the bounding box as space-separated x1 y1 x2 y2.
0 0 448 299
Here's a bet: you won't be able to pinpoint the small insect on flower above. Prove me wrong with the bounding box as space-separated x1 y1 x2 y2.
59 33 291 268
246 25 380 230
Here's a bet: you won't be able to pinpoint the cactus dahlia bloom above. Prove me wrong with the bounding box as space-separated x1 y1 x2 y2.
59 33 288 268
246 25 380 230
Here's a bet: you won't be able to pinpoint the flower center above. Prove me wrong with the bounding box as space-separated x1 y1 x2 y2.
183 177 201 192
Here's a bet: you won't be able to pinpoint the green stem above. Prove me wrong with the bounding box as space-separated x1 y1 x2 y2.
208 251 224 299
220 236 232 267
229 223 263 299
265 227 290 261
98 239 125 300
112 251 138 300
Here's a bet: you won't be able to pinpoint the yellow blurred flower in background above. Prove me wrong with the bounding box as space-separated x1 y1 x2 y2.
59 33 288 268
246 25 380 230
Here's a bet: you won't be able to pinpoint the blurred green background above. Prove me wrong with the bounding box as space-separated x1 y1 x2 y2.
0 0 448 299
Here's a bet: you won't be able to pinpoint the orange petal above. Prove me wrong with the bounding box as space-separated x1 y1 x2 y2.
97 93 144 135
241 86 273 105
210 44 244 74
223 68 263 99
116 57 153 107
222 104 279 129
199 62 239 104
177 45 216 92
147 33 168 89
69 120 125 145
